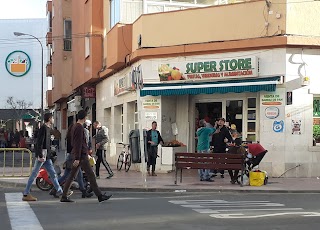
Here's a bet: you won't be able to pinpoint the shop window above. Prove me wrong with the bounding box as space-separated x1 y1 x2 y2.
121 106 124 142
246 98 257 142
313 96 320 146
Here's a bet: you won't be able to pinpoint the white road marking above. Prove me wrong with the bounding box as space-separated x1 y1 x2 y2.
5 193 43 230
169 199 320 219
210 212 320 219
192 208 303 214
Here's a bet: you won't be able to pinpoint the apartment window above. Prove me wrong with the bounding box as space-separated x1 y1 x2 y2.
110 0 121 27
47 12 52 32
64 19 72 51
85 36 90 58
52 75 55 89
134 102 139 129
48 44 53 63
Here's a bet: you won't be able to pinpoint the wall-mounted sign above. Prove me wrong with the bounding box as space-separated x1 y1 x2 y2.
273 120 284 133
145 112 157 120
83 87 96 98
261 90 284 106
131 65 143 90
287 91 293 105
114 66 142 96
5 50 31 77
143 99 160 109
265 107 280 119
158 56 258 82
291 119 302 135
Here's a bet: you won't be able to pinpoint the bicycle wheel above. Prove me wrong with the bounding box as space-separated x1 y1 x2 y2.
125 154 131 172
117 153 124 171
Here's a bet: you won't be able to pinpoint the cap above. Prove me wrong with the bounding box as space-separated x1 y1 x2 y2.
85 120 92 126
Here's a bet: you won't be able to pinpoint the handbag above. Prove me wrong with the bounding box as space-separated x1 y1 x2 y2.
249 171 266 186
89 155 96 167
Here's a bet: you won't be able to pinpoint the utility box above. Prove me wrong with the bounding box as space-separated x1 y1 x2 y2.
129 129 148 164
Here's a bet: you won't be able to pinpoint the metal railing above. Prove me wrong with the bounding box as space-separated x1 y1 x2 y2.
0 148 33 177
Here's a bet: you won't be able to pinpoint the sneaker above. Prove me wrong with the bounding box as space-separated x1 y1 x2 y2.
82 191 94 198
98 193 113 203
106 174 114 179
55 190 73 198
205 178 214 182
147 171 151 176
22 194 37 201
152 172 157 176
221 174 224 178
60 196 75 203
96 176 100 179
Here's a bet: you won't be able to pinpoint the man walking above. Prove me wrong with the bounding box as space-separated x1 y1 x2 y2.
196 119 218 182
93 121 113 179
60 110 112 203
146 121 164 176
22 113 63 201
212 117 233 178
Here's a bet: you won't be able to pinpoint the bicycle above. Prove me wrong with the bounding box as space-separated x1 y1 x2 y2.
117 143 131 172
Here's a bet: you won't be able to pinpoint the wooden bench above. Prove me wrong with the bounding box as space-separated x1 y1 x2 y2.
175 152 245 186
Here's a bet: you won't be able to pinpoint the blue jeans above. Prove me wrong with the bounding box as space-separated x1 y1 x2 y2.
59 167 85 191
24 158 63 195
59 154 86 191
198 149 210 180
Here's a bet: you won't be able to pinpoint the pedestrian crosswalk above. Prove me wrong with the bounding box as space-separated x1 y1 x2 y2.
169 199 320 219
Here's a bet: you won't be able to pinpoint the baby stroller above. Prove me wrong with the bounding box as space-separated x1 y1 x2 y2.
237 142 268 185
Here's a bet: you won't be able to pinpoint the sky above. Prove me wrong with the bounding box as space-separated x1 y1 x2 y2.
0 0 47 19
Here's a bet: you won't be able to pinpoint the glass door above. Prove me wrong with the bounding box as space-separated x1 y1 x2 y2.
246 98 258 142
226 100 243 140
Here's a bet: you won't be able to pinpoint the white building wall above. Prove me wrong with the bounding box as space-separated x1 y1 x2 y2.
0 19 48 109
96 48 320 176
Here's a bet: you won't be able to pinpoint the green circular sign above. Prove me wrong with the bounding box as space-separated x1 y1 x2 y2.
5 50 31 77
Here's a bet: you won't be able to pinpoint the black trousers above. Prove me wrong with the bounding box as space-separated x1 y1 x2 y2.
96 149 113 176
228 170 240 181
147 146 158 172
63 155 101 197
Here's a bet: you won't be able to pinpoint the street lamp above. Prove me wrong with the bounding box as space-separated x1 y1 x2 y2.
14 32 44 122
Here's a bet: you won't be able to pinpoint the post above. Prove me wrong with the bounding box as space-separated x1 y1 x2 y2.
41 41 44 122
137 90 147 188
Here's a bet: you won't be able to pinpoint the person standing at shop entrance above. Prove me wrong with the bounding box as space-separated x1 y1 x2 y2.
93 121 114 179
147 121 164 176
212 117 233 178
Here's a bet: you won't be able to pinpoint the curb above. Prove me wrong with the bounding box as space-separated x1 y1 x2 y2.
1 180 320 194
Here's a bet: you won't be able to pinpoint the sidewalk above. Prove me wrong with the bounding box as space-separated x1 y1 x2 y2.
1 167 320 193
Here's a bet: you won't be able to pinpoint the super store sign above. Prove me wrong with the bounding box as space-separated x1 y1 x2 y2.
158 56 258 82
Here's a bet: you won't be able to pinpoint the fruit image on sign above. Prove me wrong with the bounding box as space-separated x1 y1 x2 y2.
5 50 31 77
158 64 185 81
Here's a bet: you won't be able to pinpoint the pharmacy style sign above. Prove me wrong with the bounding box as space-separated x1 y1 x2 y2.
5 50 31 77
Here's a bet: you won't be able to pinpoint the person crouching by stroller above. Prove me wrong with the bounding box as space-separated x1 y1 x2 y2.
227 138 246 184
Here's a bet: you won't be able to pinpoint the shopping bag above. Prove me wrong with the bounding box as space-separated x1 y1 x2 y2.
89 155 96 167
249 171 265 186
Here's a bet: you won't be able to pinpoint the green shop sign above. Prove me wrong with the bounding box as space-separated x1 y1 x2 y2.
5 50 31 77
158 56 258 82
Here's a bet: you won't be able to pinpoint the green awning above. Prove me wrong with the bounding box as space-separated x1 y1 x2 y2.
140 76 282 97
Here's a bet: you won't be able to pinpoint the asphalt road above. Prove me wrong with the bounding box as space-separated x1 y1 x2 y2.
1 187 320 230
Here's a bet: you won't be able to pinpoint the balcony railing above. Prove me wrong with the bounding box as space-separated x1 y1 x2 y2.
64 39 72 51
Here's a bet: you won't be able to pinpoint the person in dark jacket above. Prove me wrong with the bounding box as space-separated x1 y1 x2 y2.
22 113 63 202
227 138 246 184
212 117 233 178
60 110 112 203
146 121 164 176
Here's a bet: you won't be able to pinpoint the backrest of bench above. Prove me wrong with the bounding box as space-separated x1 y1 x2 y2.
175 152 244 170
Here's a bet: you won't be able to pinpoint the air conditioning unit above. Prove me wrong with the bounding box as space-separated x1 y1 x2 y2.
74 96 82 106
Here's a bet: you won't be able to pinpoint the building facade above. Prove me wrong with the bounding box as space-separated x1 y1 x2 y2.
0 18 48 131
47 0 320 177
